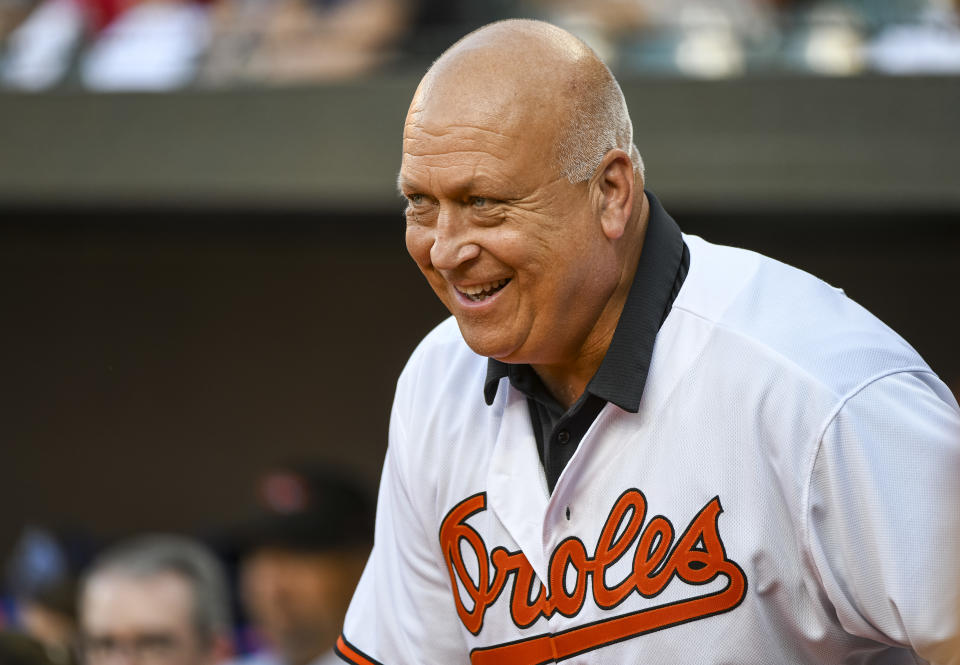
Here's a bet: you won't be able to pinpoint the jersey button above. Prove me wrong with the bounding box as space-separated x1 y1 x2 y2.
557 430 570 444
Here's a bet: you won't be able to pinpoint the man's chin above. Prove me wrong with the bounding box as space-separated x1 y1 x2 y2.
279 634 334 665
456 324 518 362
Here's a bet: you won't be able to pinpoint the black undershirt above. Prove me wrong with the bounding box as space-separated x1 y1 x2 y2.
484 192 689 494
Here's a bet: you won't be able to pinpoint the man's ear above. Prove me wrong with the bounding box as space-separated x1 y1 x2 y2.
592 149 635 240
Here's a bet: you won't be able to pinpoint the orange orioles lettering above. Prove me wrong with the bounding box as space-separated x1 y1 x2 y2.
439 489 747 664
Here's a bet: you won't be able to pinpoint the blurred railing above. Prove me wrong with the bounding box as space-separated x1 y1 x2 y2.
1 74 958 212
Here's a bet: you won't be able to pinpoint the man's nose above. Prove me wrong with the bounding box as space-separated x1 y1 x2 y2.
430 205 480 270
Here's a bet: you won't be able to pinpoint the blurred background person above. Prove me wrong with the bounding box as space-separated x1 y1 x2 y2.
223 465 373 665
5 0 960 90
201 0 413 85
78 535 232 665
3 528 88 665
519 0 776 76
516 0 960 76
0 0 84 89
76 0 212 91
867 0 960 72
1 0 212 90
0 632 65 665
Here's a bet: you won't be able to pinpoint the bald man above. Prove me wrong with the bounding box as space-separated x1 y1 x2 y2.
335 19 960 665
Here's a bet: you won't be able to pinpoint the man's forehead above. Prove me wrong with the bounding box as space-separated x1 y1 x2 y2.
402 117 517 158
83 571 194 631
402 84 561 177
398 119 550 197
406 85 528 139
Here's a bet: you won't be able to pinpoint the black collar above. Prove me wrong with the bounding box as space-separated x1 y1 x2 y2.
483 191 686 413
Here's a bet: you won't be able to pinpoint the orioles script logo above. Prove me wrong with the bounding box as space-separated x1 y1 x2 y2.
439 489 747 665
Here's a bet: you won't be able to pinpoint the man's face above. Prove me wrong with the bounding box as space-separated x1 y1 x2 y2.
400 79 620 367
81 572 214 665
240 548 363 665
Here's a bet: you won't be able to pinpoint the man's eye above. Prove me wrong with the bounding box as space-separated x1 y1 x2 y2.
137 635 178 655
471 197 488 208
409 194 425 205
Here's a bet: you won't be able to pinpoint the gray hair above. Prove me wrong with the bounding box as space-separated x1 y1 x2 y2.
556 61 645 184
81 534 231 645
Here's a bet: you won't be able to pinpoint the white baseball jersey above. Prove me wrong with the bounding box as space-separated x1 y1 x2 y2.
337 234 960 665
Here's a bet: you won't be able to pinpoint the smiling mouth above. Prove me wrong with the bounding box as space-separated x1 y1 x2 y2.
456 278 511 302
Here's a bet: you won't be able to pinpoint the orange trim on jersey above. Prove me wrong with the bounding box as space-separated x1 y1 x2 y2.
334 635 384 665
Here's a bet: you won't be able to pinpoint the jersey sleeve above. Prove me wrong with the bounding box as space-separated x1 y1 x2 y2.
337 400 470 665
806 370 960 665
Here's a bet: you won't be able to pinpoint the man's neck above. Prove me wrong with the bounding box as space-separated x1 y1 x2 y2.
531 196 650 409
532 346 608 409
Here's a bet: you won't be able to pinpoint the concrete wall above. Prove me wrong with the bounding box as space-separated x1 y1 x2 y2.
1 75 958 210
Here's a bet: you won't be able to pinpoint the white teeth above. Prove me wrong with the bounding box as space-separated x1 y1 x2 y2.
457 278 509 301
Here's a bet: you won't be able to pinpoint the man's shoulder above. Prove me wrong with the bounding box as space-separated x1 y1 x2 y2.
411 315 469 355
404 315 477 371
389 316 498 480
396 315 487 401
678 236 930 398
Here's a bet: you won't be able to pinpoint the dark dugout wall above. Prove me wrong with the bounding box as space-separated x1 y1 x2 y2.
2 207 957 558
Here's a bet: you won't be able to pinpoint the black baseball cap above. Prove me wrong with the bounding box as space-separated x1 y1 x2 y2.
225 464 375 556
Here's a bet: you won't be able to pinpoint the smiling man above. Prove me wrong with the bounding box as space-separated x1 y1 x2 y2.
336 19 960 665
